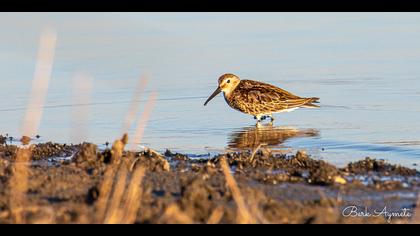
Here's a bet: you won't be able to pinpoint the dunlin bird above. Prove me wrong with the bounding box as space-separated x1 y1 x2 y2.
204 73 320 123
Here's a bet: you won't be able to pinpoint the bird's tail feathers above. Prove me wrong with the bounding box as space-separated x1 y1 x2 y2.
302 97 320 108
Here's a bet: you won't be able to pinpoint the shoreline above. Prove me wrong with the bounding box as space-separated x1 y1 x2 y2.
1 139 420 224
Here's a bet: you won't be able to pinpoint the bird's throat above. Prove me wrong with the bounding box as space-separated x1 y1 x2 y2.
223 91 232 100
222 83 239 99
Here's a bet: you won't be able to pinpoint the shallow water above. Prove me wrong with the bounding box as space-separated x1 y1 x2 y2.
1 13 420 168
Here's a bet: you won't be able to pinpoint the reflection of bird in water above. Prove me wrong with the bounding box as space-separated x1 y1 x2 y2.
227 124 319 150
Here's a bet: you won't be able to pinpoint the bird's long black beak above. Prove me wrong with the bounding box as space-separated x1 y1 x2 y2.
204 87 222 106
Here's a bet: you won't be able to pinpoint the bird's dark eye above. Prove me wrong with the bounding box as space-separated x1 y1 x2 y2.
227 80 231 83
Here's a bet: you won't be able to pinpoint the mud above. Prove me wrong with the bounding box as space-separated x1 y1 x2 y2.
0 139 419 224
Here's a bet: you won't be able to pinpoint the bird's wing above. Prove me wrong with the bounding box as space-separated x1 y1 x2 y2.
282 97 319 109
240 80 301 100
235 80 318 113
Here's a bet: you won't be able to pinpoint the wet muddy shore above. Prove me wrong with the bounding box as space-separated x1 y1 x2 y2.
0 136 419 224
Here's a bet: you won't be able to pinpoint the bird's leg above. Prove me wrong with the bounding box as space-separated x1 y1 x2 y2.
255 115 263 127
267 114 275 126
254 115 262 123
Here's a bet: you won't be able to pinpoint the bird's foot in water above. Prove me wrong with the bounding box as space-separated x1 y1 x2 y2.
254 114 275 127
254 115 263 122
254 115 272 127
254 115 274 122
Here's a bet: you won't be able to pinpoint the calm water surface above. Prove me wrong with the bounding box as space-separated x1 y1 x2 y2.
1 13 420 168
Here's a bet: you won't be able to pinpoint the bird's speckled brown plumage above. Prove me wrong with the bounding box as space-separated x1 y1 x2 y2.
225 79 319 115
204 73 320 122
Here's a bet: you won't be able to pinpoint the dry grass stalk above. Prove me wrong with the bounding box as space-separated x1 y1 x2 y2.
248 201 270 224
9 147 32 224
160 204 194 224
118 165 146 223
95 134 129 223
122 75 149 134
94 165 118 223
96 86 157 224
129 91 158 150
219 157 256 224
129 157 141 172
22 29 57 138
9 30 57 224
20 136 32 146
96 133 147 224
110 133 129 165
103 164 129 223
97 163 146 224
206 205 224 224
249 143 266 163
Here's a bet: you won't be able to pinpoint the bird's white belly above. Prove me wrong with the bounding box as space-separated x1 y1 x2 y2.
276 107 300 113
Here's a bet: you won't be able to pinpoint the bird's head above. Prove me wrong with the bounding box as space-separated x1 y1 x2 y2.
204 73 240 106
